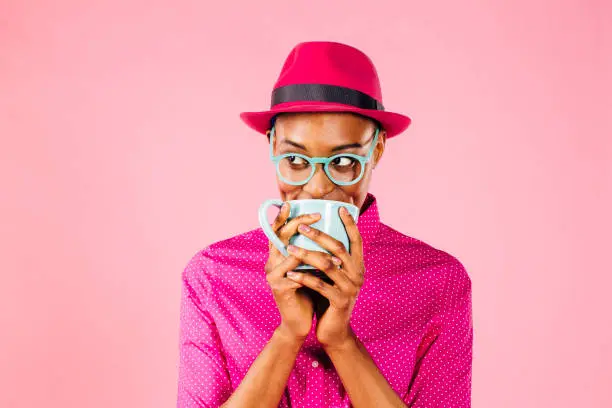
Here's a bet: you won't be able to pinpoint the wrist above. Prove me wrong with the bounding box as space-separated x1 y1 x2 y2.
322 332 359 355
273 326 307 350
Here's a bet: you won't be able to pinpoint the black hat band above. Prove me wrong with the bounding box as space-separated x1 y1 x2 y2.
271 83 384 111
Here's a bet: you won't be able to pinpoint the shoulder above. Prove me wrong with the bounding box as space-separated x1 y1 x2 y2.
377 223 466 268
181 226 268 283
376 222 471 303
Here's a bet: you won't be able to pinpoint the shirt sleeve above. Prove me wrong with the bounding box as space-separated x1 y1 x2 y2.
403 259 473 407
177 250 233 408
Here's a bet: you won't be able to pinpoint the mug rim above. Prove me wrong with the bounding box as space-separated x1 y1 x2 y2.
286 199 359 209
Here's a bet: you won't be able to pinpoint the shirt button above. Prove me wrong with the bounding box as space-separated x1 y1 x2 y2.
311 360 319 368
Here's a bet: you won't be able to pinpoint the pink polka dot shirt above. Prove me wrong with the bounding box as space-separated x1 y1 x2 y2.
177 192 473 407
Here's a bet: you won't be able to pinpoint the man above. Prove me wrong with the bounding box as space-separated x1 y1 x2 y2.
177 41 473 407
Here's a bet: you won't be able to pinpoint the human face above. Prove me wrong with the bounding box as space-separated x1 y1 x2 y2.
267 112 386 210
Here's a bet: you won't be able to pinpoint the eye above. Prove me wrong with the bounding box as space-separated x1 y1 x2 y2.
331 156 356 167
287 155 308 165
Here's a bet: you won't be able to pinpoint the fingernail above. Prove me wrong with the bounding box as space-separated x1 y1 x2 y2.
281 202 288 211
287 271 299 279
287 245 297 253
332 256 342 265
340 207 347 215
312 212 321 218
298 224 310 233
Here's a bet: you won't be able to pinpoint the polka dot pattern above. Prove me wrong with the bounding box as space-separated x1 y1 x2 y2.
177 192 473 407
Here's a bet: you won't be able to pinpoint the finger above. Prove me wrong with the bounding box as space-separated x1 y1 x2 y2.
318 264 359 294
339 206 363 264
269 203 301 256
267 203 291 256
272 253 302 279
278 212 321 244
294 224 362 286
271 202 291 233
266 253 302 280
287 245 355 292
286 270 343 304
296 223 350 265
287 245 334 271
270 272 304 292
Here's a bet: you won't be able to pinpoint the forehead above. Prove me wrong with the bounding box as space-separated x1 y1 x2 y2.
273 112 376 152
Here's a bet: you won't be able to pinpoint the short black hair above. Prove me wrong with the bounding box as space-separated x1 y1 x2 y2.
268 112 382 135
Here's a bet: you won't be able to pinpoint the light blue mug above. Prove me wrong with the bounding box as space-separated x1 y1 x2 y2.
258 199 360 270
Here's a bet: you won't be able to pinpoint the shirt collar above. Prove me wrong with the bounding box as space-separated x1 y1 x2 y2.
356 192 381 254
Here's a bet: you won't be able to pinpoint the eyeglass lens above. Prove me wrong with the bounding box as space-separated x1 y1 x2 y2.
278 155 362 184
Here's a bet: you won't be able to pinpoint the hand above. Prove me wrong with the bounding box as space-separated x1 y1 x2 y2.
264 202 322 342
285 206 365 350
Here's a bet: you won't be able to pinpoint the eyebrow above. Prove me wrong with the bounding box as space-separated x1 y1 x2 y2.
281 140 363 152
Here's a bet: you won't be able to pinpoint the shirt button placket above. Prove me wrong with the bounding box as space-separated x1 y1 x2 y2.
307 356 325 407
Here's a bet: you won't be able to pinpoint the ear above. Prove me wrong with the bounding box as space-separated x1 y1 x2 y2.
373 129 386 169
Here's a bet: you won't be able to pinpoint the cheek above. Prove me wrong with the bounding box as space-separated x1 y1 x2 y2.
338 184 364 203
277 179 301 194
348 173 372 195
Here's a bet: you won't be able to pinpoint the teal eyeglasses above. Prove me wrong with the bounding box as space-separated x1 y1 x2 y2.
268 124 379 186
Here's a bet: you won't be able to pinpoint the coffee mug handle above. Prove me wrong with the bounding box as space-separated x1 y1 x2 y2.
258 199 290 257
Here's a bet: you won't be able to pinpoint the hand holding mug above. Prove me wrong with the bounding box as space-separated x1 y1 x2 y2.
264 202 322 342
284 205 365 351
260 198 361 349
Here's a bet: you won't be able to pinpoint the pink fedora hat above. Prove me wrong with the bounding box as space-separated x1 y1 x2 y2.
240 41 412 138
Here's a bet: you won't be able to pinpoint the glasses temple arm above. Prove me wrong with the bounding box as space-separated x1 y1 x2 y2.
365 127 380 160
268 125 275 159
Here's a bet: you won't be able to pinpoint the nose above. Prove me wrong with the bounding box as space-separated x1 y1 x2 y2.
302 163 335 198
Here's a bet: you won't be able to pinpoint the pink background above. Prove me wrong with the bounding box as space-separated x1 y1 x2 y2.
1 1 610 407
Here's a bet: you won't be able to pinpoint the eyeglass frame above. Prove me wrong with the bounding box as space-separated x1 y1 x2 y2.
268 123 380 186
